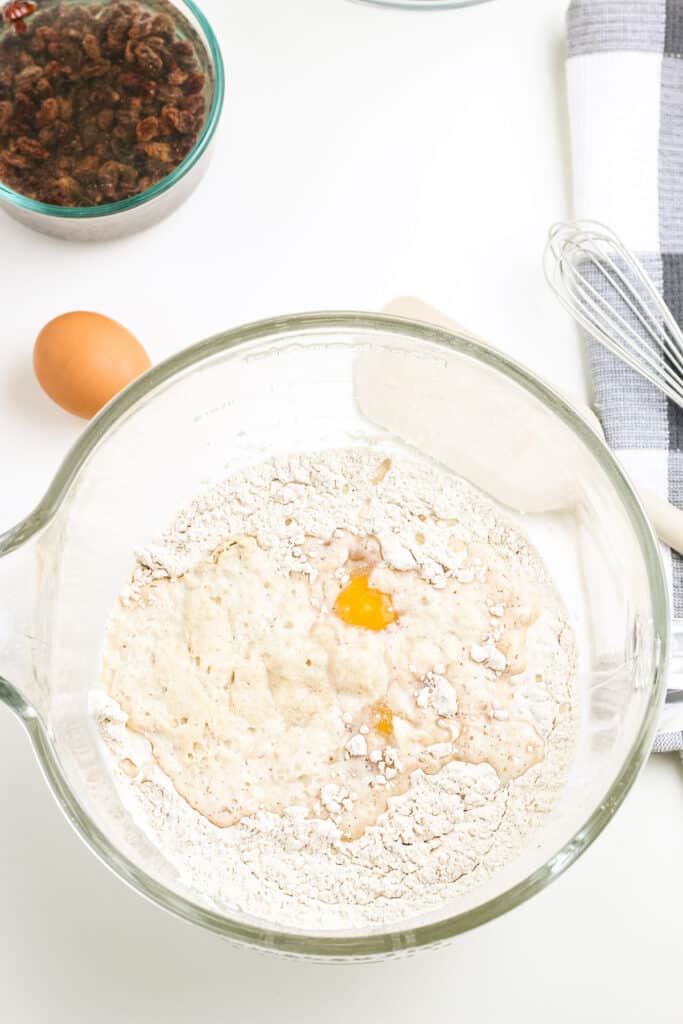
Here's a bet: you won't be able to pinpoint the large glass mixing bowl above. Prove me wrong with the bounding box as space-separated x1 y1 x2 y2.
0 313 668 959
0 0 225 241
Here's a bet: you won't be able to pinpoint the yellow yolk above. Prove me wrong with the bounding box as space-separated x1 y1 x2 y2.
334 575 397 631
372 700 395 737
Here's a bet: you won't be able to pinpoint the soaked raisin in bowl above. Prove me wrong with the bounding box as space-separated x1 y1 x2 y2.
0 0 224 239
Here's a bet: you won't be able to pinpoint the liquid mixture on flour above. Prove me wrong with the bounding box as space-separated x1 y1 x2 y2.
95 448 577 929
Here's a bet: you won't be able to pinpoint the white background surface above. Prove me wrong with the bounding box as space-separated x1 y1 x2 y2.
1 0 682 1020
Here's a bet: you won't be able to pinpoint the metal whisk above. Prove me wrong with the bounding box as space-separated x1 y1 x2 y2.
544 220 683 410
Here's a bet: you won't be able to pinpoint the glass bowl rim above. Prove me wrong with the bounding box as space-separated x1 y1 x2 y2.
350 0 493 10
0 311 669 958
0 0 225 220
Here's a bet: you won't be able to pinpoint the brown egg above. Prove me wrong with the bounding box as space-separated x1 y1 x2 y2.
33 311 151 419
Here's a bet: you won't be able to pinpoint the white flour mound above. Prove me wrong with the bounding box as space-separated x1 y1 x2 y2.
93 447 577 930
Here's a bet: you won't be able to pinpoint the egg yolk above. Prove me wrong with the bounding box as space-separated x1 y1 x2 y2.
372 700 395 737
334 575 397 631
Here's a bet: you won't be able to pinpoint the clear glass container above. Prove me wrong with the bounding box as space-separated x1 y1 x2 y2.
0 313 668 960
0 0 225 241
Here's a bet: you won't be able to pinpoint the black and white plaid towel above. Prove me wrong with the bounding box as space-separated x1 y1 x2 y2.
567 0 683 752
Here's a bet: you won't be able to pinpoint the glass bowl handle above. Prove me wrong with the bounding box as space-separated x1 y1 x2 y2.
0 516 44 722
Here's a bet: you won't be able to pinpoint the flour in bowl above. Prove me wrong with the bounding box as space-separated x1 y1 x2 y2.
93 447 577 929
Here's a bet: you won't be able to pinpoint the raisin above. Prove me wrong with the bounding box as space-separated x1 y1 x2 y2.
167 65 187 87
81 60 112 80
15 64 42 89
171 40 196 71
41 60 60 80
139 78 158 102
35 25 57 45
52 120 71 145
181 93 205 116
37 124 57 146
49 174 81 204
128 13 153 39
141 140 171 163
184 72 205 96
96 108 115 131
162 105 194 135
2 150 31 169
97 159 121 197
118 163 138 193
35 76 53 97
156 82 182 104
151 13 174 39
82 33 101 61
135 115 159 142
57 96 73 121
28 33 45 55
107 16 131 48
134 42 163 76
0 101 12 132
74 154 100 178
16 135 49 159
79 118 98 148
35 97 59 127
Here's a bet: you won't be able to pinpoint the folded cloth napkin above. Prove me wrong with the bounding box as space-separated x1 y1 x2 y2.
566 0 683 752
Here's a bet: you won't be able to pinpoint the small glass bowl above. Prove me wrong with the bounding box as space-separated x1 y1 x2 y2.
0 0 225 241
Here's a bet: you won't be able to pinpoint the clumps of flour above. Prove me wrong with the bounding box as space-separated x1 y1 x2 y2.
125 447 548 600
416 670 459 717
94 447 577 930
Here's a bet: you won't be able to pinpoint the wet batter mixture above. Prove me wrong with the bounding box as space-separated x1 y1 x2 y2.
95 448 577 928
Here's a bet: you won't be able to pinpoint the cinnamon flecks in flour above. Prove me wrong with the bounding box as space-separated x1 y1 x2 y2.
95 447 577 929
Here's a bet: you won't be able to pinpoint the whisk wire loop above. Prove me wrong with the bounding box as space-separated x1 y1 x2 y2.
544 221 683 409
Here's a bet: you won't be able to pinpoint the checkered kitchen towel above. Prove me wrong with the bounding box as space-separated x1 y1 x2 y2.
566 0 683 751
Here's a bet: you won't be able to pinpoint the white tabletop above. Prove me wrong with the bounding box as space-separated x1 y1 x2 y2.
1 0 682 1020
